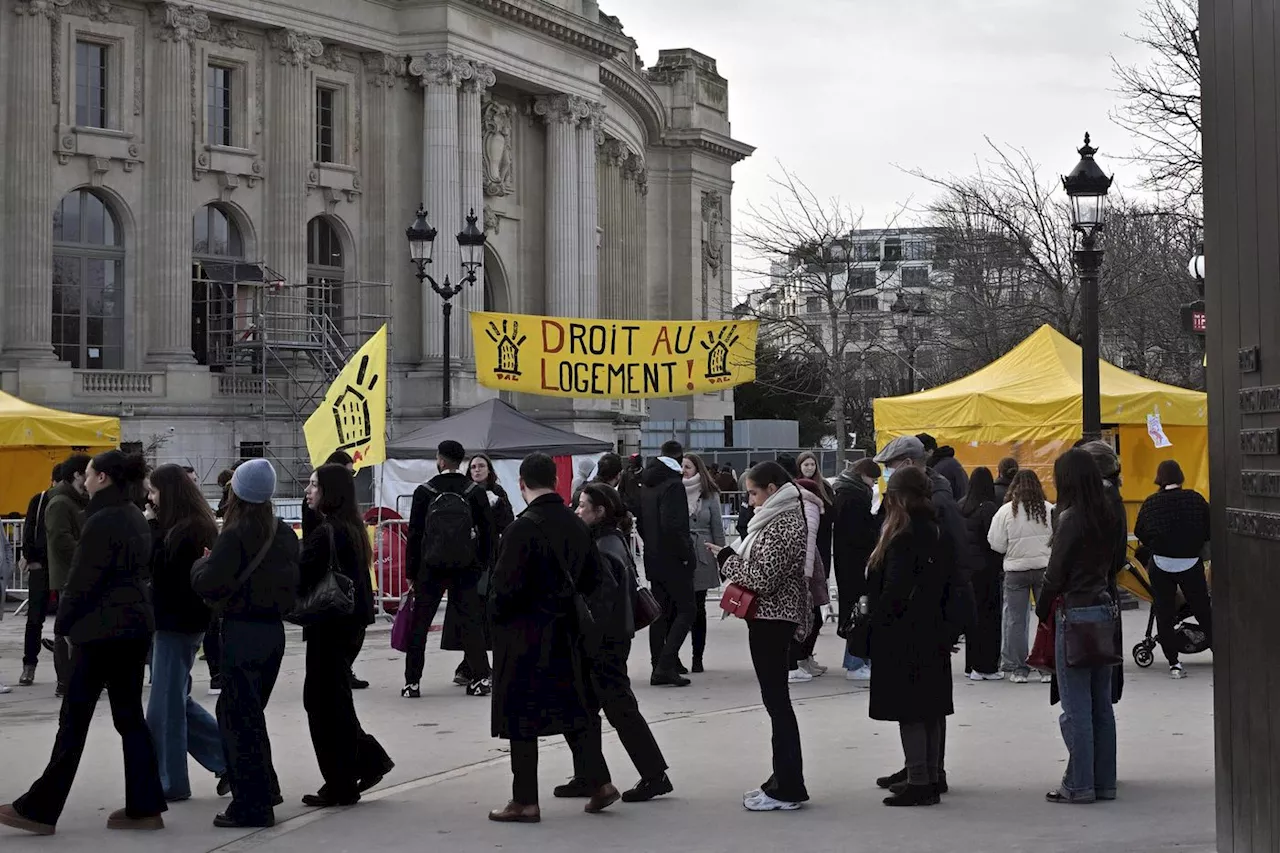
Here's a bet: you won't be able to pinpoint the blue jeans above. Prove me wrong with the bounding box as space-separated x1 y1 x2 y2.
1054 606 1117 801
844 652 867 671
146 631 226 799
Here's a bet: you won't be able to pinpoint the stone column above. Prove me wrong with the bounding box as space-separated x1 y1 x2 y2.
146 4 209 364
622 153 648 321
575 102 602 319
597 139 626 318
266 29 322 338
534 95 581 316
456 62 494 366
4 0 69 361
361 53 404 341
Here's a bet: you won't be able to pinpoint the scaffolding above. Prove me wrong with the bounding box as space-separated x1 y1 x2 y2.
194 261 391 497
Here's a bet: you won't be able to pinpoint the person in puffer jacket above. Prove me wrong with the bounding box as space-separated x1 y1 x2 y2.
986 470 1054 683
788 479 830 682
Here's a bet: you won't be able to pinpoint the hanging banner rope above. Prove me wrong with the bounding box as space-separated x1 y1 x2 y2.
470 311 758 399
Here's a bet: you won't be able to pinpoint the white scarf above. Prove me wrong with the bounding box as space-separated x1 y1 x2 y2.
734 482 802 566
658 456 682 473
683 475 702 516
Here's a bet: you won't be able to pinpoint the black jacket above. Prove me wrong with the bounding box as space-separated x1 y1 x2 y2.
192 519 300 622
929 447 969 502
832 473 880 602
1037 506 1118 621
590 525 638 640
993 476 1012 505
1134 487 1210 560
961 499 1002 579
405 470 494 582
299 519 376 631
151 518 216 634
489 493 600 740
21 488 52 566
54 484 155 645
301 501 322 538
636 459 695 585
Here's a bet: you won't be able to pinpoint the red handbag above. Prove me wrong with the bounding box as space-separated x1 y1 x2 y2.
720 583 758 619
1026 600 1058 672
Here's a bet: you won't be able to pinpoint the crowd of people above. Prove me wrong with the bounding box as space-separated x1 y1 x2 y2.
0 427 1212 832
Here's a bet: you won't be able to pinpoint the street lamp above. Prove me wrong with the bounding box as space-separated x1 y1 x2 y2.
1062 132 1113 443
891 290 930 393
406 205 486 418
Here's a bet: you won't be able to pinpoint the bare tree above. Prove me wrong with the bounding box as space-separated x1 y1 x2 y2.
1112 0 1201 203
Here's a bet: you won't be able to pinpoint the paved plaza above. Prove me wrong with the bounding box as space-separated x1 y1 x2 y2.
0 605 1214 853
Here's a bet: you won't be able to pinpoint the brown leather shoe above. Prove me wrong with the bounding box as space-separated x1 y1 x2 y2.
584 784 620 814
487 800 541 823
0 804 55 836
106 808 164 831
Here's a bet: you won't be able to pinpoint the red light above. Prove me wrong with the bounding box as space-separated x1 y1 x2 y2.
1193 311 1206 333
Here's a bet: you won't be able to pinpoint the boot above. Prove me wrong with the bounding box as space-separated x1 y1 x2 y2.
488 801 540 823
883 784 939 807
584 784 620 814
18 665 35 687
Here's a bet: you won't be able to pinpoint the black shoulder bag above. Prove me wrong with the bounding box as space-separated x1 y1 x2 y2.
287 524 356 626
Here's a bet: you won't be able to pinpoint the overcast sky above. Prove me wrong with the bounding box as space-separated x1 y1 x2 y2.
608 0 1156 285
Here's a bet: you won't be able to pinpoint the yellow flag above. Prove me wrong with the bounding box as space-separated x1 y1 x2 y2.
303 324 387 470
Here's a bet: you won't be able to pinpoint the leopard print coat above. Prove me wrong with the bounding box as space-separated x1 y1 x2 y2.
721 506 812 639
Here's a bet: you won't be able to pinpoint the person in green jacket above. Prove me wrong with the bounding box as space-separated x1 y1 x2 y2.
43 454 90 698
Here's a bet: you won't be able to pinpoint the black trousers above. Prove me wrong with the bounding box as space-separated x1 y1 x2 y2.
14 636 165 826
1149 561 1213 666
789 607 823 669
691 590 709 662
747 619 808 803
574 637 667 782
404 576 490 685
510 731 609 806
22 568 54 667
304 623 392 801
203 613 222 680
966 567 1003 675
899 718 944 786
648 577 695 671
218 619 284 823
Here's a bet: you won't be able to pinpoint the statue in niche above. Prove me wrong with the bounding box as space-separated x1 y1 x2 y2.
483 100 515 197
702 191 725 274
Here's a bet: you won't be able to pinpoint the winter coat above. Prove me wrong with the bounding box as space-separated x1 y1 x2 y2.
636 460 695 586
993 476 1013 506
961 500 1003 580
867 510 955 723
192 519 300 623
1037 505 1119 621
489 493 600 740
298 519 377 638
45 481 88 591
715 470 738 495
798 488 831 607
929 447 969 502
590 525 638 640
987 500 1055 572
717 505 811 638
1134 487 1210 560
22 488 52 567
54 484 155 645
405 471 495 584
689 494 726 592
832 473 880 613
151 518 216 634
485 483 517 538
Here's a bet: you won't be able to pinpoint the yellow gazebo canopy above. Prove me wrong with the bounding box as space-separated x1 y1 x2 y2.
873 325 1208 508
0 392 119 514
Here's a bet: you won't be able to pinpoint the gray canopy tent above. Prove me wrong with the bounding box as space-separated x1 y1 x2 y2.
386 398 612 459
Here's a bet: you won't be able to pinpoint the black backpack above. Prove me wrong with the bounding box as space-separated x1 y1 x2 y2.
421 483 479 572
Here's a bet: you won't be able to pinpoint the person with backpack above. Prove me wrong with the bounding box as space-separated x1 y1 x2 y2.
402 440 495 699
17 465 60 687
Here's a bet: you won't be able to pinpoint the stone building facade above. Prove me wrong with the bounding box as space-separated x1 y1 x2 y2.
0 0 752 482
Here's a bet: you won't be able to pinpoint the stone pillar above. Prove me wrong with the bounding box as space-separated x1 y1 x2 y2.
3 0 68 361
266 29 322 338
361 53 405 343
146 4 209 364
534 95 581 316
456 63 495 366
622 153 648 321
576 102 602 319
597 139 626 318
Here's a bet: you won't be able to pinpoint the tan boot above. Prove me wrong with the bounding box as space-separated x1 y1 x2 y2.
0 804 55 836
487 801 540 823
106 808 164 831
584 784 620 814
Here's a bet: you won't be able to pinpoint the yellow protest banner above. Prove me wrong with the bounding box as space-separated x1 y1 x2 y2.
470 311 758 399
303 324 387 469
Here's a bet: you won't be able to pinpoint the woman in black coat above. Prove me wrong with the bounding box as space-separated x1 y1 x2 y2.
866 466 954 808
832 459 882 675
0 451 165 835
960 468 1003 680
299 464 393 808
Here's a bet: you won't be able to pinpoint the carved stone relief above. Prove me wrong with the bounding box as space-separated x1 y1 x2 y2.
482 99 514 197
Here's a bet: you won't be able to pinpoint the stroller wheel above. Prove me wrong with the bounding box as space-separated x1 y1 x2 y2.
1133 644 1155 668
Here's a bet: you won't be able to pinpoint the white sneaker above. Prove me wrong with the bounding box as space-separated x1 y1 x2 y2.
1170 664 1187 679
968 671 1005 682
1040 671 1053 684
803 657 828 677
788 668 813 684
1009 672 1029 684
743 790 802 811
0 682 11 695
845 665 871 682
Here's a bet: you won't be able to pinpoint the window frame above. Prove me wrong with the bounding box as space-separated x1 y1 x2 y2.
198 41 258 155
52 189 126 370
206 62 235 148
306 217 346 330
57 18 135 142
74 39 109 130
314 84 339 164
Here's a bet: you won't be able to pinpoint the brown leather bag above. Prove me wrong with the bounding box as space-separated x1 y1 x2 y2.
1062 602 1122 668
633 586 661 630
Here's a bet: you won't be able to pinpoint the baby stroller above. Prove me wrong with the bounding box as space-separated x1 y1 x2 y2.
1119 549 1212 668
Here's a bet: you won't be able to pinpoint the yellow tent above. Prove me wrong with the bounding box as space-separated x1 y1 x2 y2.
873 325 1208 514
0 393 119 514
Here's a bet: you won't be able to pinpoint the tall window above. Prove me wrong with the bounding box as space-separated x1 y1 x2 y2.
207 64 233 146
53 190 125 369
75 41 109 129
307 217 344 331
192 204 245 367
901 267 930 288
315 87 336 163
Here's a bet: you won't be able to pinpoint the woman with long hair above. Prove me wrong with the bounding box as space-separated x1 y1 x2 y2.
710 461 811 811
470 454 516 535
0 451 165 836
682 453 724 673
986 469 1055 683
959 467 1003 681
144 464 225 802
299 464 393 808
1037 448 1120 804
563 483 672 802
866 466 953 807
191 459 299 829
790 474 832 681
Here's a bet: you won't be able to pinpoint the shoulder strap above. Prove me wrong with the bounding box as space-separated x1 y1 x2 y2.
230 525 277 593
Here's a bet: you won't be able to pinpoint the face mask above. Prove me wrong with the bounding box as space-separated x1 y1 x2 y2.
882 464 896 477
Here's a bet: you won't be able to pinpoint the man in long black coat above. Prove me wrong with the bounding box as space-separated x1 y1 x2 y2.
637 440 697 687
487 453 619 823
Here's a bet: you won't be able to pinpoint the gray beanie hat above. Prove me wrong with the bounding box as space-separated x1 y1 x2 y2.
1079 440 1120 478
231 459 277 504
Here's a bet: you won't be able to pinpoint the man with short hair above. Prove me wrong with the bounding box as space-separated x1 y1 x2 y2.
44 454 91 698
571 453 623 509
17 465 61 687
637 440 697 687
916 433 970 502
402 440 494 699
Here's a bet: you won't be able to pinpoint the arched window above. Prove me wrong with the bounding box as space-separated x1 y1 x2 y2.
53 189 125 369
192 204 245 367
307 217 345 332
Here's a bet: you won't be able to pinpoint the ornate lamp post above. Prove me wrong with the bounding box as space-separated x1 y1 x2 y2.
1062 133 1113 443
406 206 486 418
891 290 931 393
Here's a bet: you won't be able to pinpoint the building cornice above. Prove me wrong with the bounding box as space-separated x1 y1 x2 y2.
659 128 755 164
600 63 664 142
458 0 631 60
